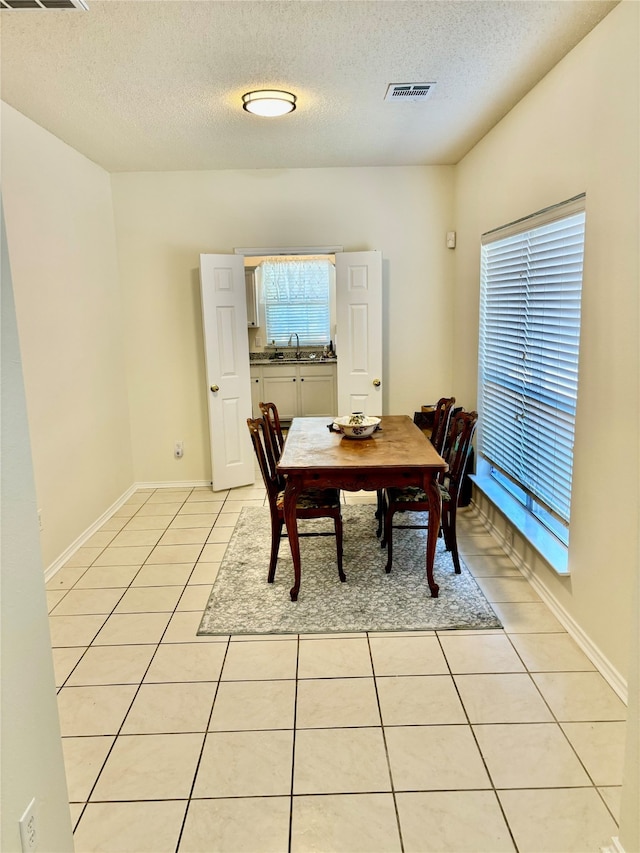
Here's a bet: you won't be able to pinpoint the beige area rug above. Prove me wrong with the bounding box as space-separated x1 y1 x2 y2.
198 505 502 635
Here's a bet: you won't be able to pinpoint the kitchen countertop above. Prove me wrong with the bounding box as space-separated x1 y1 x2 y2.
250 357 337 365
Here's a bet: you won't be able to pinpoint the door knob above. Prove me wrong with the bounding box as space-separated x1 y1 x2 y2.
373 378 381 387
210 384 219 392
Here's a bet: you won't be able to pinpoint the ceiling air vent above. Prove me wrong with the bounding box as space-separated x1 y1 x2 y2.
384 83 436 102
0 0 88 9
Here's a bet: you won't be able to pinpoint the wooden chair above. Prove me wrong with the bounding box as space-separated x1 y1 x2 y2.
381 410 478 575
375 396 456 538
429 396 456 454
259 401 286 463
247 417 345 585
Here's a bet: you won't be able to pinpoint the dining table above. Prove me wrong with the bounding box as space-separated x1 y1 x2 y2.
276 415 448 602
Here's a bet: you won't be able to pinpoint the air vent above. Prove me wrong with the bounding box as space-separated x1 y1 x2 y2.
0 0 88 9
384 83 436 102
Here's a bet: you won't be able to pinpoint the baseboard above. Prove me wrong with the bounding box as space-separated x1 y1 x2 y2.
135 479 212 490
44 483 138 581
470 497 628 705
44 480 213 581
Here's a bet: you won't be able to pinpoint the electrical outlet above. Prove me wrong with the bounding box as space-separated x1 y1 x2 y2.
174 441 184 459
255 335 263 347
19 798 38 852
37 510 43 532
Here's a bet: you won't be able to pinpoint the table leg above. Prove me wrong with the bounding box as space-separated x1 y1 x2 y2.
424 476 441 597
282 476 302 601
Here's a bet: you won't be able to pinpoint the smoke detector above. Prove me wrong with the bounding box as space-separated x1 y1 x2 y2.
0 0 88 8
384 83 436 102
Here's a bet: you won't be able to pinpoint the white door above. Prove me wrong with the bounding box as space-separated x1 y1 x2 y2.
336 251 383 415
200 254 254 491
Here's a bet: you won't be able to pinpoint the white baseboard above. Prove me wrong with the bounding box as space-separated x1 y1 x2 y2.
470 497 628 704
44 483 138 581
44 480 213 581
135 479 212 490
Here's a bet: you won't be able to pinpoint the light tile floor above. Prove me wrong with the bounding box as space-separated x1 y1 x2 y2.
47 484 627 853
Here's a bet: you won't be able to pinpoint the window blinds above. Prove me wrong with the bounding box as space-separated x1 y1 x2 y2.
261 259 331 346
478 199 586 525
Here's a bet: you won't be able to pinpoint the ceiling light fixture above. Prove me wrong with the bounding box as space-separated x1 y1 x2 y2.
242 90 296 117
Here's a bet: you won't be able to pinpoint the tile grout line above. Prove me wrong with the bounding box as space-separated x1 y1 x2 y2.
519 653 624 824
58 493 622 846
54 487 172 692
434 630 521 853
173 634 233 853
63 485 221 836
366 632 406 853
286 634 301 853
67 487 199 831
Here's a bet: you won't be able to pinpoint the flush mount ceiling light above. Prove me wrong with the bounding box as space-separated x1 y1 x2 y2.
0 0 88 7
242 90 296 117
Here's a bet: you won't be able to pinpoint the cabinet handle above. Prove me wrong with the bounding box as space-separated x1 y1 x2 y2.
373 378 381 387
301 378 304 382
293 378 296 382
210 384 220 393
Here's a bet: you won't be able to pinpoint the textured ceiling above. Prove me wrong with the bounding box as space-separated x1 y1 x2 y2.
0 0 618 172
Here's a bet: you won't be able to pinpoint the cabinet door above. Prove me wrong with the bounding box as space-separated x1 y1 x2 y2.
245 268 259 327
299 370 336 416
249 367 263 418
262 373 298 420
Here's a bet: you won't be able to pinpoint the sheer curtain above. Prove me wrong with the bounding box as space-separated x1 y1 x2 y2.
261 258 332 346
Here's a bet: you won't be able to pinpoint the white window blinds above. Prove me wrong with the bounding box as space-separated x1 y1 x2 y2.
478 197 586 526
261 258 332 346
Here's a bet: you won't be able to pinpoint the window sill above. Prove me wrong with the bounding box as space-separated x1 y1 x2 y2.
470 474 569 575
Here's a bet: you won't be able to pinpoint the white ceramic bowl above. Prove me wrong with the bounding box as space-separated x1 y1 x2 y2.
333 415 381 439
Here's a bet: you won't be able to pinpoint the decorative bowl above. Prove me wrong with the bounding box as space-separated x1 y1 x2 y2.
333 415 381 439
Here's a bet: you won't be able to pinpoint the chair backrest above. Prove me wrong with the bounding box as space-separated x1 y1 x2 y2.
430 396 456 455
259 401 285 462
247 417 282 507
441 410 478 500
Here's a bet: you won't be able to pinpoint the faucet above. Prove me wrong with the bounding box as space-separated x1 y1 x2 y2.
288 332 302 359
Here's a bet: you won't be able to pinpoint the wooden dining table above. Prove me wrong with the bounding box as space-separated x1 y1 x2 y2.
276 415 448 602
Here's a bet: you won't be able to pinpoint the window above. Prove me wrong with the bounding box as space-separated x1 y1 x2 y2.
260 258 333 346
477 195 586 547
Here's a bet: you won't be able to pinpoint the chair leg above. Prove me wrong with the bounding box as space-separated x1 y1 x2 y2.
268 517 284 583
383 506 395 573
334 514 346 582
447 501 462 574
380 491 389 548
375 489 386 537
441 502 452 552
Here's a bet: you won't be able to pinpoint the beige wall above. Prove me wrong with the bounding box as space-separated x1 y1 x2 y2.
454 7 639 843
1 4 637 848
1 1 635 680
110 166 455 483
1 204 73 852
454 0 638 679
2 104 134 566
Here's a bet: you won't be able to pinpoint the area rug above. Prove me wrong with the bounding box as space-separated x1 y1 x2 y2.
198 505 502 635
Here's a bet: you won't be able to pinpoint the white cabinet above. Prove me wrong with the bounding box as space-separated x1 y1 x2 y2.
245 268 259 327
262 365 299 420
299 365 336 416
250 366 263 418
250 362 337 420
